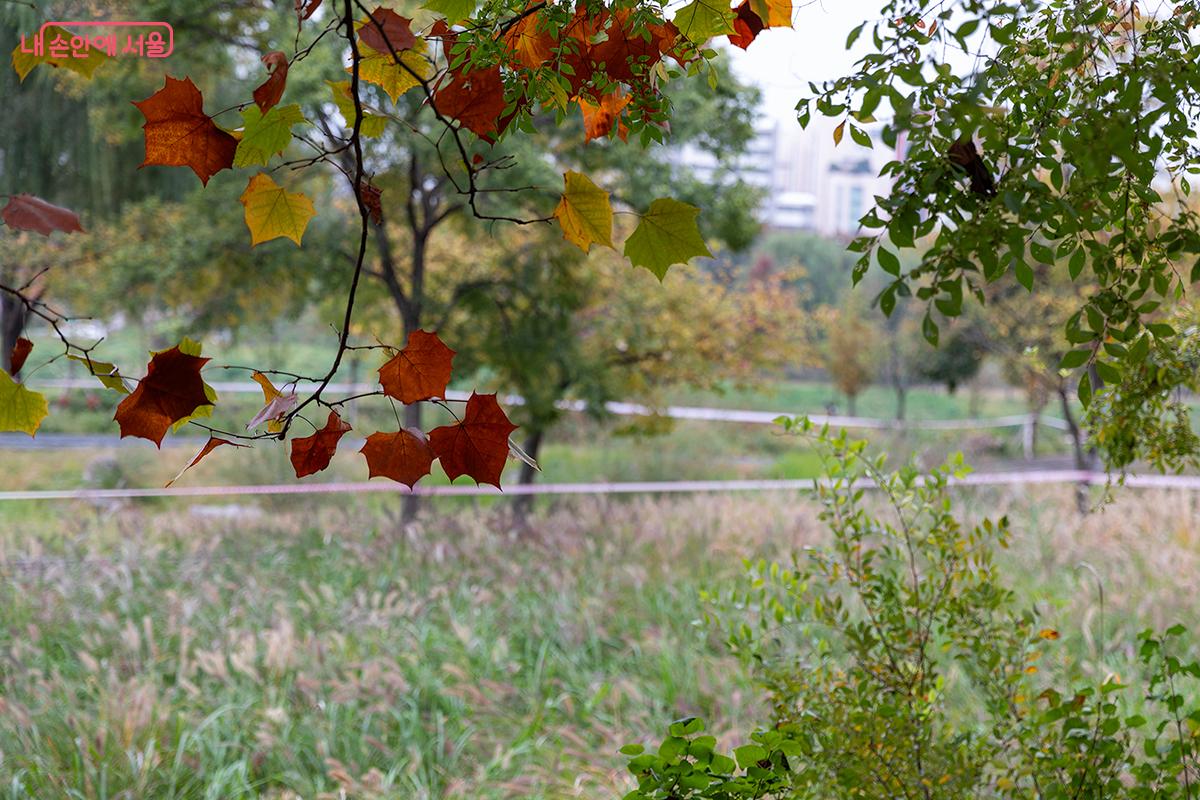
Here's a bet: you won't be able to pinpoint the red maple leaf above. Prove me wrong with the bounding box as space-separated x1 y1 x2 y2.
379 329 456 404
359 180 383 225
360 428 434 487
729 1 765 49
133 76 237 185
253 51 289 113
429 392 517 488
114 346 213 446
296 0 322 21
9 337 33 376
1 195 84 236
432 65 508 138
290 411 353 478
359 7 416 54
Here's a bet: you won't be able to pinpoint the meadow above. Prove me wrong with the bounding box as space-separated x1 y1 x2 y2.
1 482 1197 799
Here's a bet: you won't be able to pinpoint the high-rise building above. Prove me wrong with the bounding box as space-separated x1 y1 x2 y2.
665 113 901 238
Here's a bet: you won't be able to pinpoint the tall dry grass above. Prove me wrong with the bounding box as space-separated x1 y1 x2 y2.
0 486 1195 798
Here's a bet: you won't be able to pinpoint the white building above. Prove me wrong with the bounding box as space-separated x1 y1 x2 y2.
667 115 899 238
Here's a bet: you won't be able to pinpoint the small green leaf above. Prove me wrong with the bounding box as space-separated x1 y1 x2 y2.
1059 349 1091 370
1078 371 1092 408
922 312 939 345
734 744 767 769
849 124 872 148
1014 259 1034 291
1068 246 1086 279
877 247 901 276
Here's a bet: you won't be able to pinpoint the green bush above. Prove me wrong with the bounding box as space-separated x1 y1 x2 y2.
621 420 1200 798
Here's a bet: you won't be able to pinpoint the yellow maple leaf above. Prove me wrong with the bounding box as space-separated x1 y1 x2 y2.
352 38 432 103
239 173 315 247
12 25 109 82
749 0 793 27
553 171 614 253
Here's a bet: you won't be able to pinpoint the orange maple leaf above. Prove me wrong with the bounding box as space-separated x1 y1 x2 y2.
114 346 213 446
133 76 237 185
579 91 631 141
379 330 456 404
429 392 517 488
591 10 676 82
502 8 555 70
360 428 434 487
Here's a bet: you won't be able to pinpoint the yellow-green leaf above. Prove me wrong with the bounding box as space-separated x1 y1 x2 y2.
422 0 476 23
234 103 307 168
12 26 109 82
672 0 736 43
239 173 315 247
553 171 613 253
67 354 129 394
0 370 48 436
623 198 712 280
354 39 432 103
327 80 388 138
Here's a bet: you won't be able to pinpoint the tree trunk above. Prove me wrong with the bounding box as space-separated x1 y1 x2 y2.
1 292 29 377
887 325 907 421
399 339 423 527
511 428 545 524
1057 384 1089 513
847 393 857 417
1022 411 1039 461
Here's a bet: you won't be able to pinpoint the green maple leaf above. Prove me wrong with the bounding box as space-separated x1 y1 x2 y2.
234 103 308 168
0 370 48 436
623 198 711 280
672 0 736 43
422 0 477 23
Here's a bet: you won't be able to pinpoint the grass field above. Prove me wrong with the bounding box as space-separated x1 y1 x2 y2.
2 485 1199 799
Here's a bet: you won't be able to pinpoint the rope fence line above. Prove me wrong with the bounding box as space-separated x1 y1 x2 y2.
1 470 1198 503
30 378 1072 432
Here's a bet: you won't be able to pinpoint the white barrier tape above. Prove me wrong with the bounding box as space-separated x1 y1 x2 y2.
29 378 1069 432
0 470 1195 502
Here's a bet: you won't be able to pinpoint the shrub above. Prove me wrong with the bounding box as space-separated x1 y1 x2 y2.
621 420 1200 798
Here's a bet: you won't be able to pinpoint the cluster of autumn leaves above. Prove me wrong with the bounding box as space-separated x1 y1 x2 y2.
121 1 792 265
160 330 518 489
20 325 516 489
2 0 797 489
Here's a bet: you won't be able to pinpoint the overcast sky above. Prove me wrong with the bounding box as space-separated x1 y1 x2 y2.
724 1 887 128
